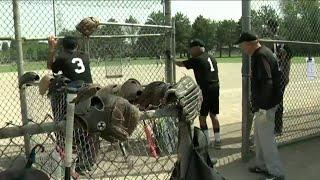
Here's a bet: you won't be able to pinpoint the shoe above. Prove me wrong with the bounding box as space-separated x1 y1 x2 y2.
214 141 222 150
262 174 285 180
248 166 269 175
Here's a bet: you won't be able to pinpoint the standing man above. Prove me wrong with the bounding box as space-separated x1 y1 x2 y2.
48 35 98 175
266 19 292 135
237 32 284 180
175 39 221 149
48 35 92 83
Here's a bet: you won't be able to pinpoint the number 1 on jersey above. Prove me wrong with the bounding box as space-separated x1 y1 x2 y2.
208 58 215 72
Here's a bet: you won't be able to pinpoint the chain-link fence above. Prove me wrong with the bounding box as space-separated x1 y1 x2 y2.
0 0 180 179
242 0 320 160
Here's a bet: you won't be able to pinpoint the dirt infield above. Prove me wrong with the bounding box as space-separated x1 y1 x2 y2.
1 62 319 139
0 62 319 179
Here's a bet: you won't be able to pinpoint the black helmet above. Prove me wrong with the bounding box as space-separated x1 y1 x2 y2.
119 78 143 103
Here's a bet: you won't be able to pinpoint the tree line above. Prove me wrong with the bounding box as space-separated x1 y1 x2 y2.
1 1 320 63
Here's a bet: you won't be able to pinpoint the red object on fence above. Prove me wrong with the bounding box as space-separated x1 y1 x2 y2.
143 120 159 158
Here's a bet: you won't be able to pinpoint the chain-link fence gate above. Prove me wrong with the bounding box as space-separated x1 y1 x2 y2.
241 0 320 161
0 0 180 179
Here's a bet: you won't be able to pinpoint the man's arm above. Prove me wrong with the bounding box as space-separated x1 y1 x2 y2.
47 49 56 69
176 58 195 69
175 60 185 67
47 35 58 69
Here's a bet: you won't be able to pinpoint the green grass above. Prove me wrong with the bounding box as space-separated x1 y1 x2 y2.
0 61 45 73
0 57 164 73
0 56 317 73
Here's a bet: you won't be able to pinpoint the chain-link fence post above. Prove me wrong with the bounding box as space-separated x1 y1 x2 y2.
64 92 77 180
12 0 31 158
241 0 252 162
172 17 176 83
165 0 173 83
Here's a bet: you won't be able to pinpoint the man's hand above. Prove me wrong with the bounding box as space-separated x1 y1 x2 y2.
47 35 57 69
48 35 57 52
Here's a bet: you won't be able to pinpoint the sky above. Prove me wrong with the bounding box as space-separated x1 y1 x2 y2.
0 0 279 39
171 1 242 22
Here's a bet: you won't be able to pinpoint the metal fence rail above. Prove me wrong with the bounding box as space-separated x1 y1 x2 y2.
0 86 180 179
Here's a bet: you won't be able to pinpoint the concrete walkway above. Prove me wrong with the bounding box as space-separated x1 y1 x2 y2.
217 137 320 180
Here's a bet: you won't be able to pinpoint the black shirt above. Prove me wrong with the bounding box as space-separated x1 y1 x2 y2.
52 51 93 83
251 46 281 110
270 42 292 86
183 52 219 89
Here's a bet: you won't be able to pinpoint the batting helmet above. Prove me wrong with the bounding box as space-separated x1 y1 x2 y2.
119 78 143 104
136 81 172 110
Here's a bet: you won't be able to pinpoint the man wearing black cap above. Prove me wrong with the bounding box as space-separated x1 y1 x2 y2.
47 35 98 175
47 35 93 83
237 32 284 180
175 39 221 149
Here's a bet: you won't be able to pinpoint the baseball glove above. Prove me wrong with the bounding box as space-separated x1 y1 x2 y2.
38 74 53 95
47 75 71 96
75 90 141 143
96 84 121 96
164 76 202 124
136 81 172 110
19 72 40 89
76 17 100 37
71 83 101 104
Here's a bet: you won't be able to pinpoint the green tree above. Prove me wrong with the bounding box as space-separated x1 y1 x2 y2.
95 18 125 60
280 0 320 42
9 40 18 63
23 41 48 62
124 16 139 57
136 11 165 58
174 12 192 58
58 28 79 36
216 20 240 57
250 5 280 38
2 42 9 51
191 15 217 52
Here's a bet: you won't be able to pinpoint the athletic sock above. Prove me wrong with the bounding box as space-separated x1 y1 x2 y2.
213 128 221 142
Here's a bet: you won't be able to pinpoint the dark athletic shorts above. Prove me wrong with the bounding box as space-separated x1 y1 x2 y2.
200 84 220 116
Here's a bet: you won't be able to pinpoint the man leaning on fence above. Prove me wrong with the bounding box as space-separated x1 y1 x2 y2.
175 39 221 149
47 35 99 175
237 32 285 180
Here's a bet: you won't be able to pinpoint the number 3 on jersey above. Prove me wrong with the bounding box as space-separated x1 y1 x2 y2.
208 58 215 72
72 58 85 74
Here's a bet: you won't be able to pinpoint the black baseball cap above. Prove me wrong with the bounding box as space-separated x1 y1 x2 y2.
235 32 258 44
62 36 78 51
189 39 205 48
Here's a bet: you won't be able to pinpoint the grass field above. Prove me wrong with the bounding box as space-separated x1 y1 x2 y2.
1 56 317 73
0 57 242 73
